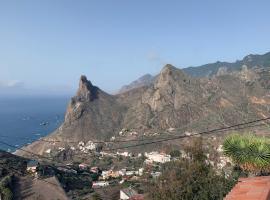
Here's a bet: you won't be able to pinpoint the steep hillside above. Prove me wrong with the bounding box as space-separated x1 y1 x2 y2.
183 52 270 77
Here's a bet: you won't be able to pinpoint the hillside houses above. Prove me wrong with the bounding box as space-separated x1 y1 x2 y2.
145 152 171 163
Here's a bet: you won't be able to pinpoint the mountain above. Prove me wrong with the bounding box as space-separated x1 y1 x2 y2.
118 74 155 93
17 53 270 156
183 52 270 77
51 75 125 141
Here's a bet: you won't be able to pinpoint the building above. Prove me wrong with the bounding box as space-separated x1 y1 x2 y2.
119 168 127 176
27 160 39 173
101 170 120 179
79 163 88 170
151 171 161 178
145 152 171 163
90 166 100 174
117 151 131 157
138 168 144 176
120 188 138 200
92 181 109 188
224 176 270 200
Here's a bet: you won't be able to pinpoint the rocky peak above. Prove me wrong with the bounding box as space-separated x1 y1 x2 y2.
156 64 189 88
160 64 178 74
76 75 98 101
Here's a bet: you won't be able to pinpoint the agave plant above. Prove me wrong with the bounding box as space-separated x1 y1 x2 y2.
223 134 270 173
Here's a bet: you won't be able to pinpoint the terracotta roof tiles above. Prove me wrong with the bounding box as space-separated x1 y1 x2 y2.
224 176 270 200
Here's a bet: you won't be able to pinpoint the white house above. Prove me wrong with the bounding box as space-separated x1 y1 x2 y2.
117 151 131 157
27 160 39 173
92 181 109 188
138 168 144 176
145 152 171 163
120 188 138 200
151 171 161 178
119 168 127 176
126 171 136 176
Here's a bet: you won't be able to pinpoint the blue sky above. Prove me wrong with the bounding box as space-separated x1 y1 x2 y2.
0 0 270 95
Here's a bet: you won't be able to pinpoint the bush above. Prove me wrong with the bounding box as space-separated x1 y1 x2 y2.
169 150 181 158
146 138 237 200
1 188 13 200
0 176 12 189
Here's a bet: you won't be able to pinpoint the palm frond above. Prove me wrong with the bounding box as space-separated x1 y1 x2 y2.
223 133 270 173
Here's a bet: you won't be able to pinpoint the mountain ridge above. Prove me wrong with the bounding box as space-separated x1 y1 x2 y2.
17 51 270 156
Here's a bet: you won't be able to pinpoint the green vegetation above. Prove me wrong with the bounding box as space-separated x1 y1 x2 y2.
146 138 237 200
169 150 181 158
223 134 270 174
0 175 13 200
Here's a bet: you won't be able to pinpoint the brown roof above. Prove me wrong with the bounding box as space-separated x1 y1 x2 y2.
224 176 270 200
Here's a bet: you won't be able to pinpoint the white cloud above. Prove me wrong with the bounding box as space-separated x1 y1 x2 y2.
147 51 167 65
0 80 24 88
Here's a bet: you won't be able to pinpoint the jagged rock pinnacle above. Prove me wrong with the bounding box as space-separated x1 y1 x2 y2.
161 64 177 73
158 64 188 83
76 75 98 101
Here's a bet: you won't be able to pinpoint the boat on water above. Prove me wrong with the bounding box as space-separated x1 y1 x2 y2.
40 122 49 126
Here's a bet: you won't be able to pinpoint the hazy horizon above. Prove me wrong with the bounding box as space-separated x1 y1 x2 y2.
1 0 270 95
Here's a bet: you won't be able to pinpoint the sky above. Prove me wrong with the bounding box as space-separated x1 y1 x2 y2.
0 0 270 95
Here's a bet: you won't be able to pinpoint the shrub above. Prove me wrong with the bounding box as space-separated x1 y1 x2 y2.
169 150 181 158
146 138 237 200
223 134 270 174
1 188 13 200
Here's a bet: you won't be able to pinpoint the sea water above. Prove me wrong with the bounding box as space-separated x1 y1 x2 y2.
0 96 69 152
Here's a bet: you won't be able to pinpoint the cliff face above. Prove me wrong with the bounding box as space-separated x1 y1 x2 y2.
53 75 125 141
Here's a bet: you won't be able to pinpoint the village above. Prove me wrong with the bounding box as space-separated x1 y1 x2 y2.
25 135 231 200
26 149 174 199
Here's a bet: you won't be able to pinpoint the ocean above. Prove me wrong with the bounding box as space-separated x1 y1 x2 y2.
0 96 70 152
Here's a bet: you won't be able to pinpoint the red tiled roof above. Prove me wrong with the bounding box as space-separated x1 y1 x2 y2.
224 176 270 200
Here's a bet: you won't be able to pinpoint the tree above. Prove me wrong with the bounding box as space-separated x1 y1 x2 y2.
146 138 236 200
223 134 270 174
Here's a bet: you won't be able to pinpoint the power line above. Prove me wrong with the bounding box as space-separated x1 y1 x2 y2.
1 116 269 162
102 117 270 151
0 117 269 195
1 117 269 145
0 141 91 171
